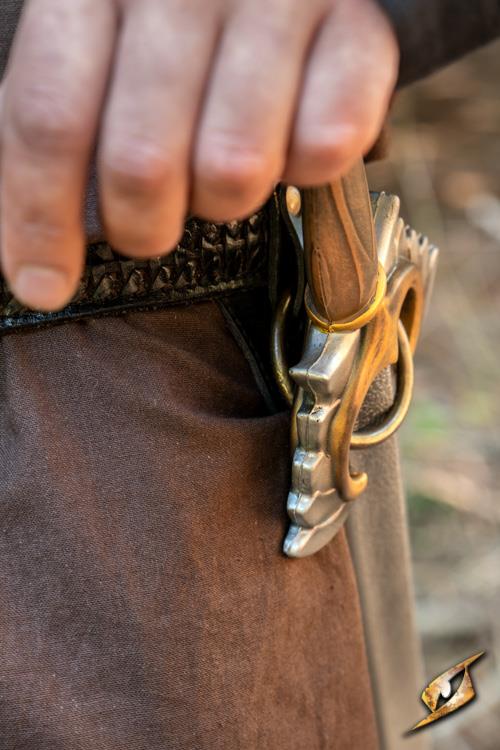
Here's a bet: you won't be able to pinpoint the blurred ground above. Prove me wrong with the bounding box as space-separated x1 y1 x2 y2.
368 39 500 750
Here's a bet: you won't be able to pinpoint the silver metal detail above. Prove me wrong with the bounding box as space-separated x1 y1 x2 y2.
284 192 439 558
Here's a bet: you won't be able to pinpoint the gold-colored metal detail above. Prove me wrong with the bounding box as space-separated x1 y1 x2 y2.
271 291 295 407
330 259 424 502
305 264 387 334
274 189 430 506
286 186 302 217
410 652 485 731
351 320 414 449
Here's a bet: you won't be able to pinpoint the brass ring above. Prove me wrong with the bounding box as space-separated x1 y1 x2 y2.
351 320 414 450
305 264 387 334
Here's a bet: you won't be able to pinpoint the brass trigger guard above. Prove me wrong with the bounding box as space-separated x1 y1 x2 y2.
330 259 424 502
350 320 414 450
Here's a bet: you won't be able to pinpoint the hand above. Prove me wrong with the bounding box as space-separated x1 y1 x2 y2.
0 0 399 311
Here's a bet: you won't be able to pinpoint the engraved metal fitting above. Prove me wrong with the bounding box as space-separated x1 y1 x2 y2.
274 191 439 558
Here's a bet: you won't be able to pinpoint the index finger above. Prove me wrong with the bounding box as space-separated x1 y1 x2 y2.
0 0 116 311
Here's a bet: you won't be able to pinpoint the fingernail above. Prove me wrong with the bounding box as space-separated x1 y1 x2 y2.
13 265 72 311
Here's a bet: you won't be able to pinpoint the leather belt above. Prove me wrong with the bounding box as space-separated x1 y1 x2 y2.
0 208 270 333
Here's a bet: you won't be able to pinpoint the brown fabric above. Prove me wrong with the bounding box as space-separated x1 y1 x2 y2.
0 302 379 750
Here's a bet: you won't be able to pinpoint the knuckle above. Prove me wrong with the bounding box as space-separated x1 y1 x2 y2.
253 0 313 49
198 149 272 204
300 135 356 172
291 129 361 181
258 16 294 51
11 87 87 154
2 215 77 281
104 142 177 196
9 214 73 254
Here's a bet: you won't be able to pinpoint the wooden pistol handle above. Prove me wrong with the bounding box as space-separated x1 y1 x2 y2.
302 159 379 324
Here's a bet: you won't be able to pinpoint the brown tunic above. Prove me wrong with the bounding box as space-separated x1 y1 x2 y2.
0 304 379 749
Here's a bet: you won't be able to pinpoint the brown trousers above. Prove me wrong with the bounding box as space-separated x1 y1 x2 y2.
0 302 379 749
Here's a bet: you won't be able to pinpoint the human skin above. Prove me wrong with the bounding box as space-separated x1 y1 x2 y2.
0 0 399 312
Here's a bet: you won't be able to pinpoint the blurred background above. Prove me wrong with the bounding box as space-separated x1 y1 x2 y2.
368 39 500 750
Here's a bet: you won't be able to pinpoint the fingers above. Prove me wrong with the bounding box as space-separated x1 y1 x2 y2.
98 0 220 256
0 0 399 314
191 0 325 221
283 0 399 185
0 0 116 311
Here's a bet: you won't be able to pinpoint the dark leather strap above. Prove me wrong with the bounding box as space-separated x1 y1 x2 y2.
0 208 270 333
218 288 285 414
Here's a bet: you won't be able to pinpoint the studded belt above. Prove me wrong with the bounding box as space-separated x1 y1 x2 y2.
0 208 271 333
